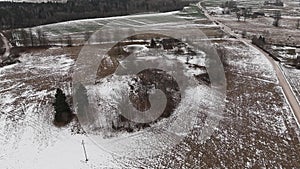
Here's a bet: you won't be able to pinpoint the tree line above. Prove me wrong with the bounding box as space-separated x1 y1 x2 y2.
0 0 194 30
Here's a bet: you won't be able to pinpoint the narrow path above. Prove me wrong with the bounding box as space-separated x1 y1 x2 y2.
197 3 300 125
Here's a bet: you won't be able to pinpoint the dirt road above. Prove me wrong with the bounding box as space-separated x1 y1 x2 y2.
197 3 300 125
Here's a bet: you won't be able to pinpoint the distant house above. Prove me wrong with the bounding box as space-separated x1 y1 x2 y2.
161 38 180 50
209 11 217 15
264 0 283 7
252 11 265 18
272 46 298 59
221 1 238 9
286 48 296 55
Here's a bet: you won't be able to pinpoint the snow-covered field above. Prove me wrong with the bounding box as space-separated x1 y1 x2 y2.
17 11 181 45
12 9 212 47
2 36 298 169
1 10 222 168
137 40 300 168
0 49 126 168
0 6 300 169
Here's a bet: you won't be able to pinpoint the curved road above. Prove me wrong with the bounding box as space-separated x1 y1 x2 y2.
196 3 300 125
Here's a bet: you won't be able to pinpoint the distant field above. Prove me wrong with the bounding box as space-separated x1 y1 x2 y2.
203 0 300 7
202 0 267 7
11 6 207 47
203 0 300 16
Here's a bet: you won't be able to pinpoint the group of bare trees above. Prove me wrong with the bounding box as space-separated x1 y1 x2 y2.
272 10 281 27
7 29 75 47
234 8 284 28
235 8 300 29
226 0 285 28
17 28 48 47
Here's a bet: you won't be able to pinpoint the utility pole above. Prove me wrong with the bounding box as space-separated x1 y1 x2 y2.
81 140 88 162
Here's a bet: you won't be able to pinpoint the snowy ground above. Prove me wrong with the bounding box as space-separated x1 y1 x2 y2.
1 9 220 168
135 40 300 168
280 64 300 104
1 6 300 169
0 49 128 168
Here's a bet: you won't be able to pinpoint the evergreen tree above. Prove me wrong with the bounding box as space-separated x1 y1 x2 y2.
150 38 156 48
53 88 73 126
75 83 89 117
74 83 93 125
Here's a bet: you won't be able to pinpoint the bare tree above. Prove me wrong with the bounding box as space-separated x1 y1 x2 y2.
59 37 63 47
236 11 241 21
243 7 251 22
273 10 281 27
66 35 72 47
37 29 42 46
20 29 29 47
7 29 16 46
41 32 48 46
84 31 92 44
36 29 48 46
29 28 35 46
242 30 247 38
